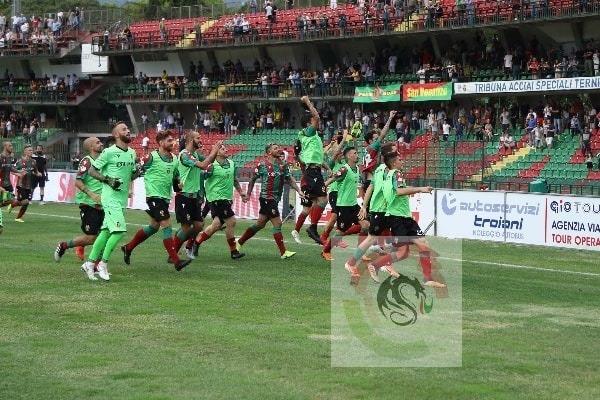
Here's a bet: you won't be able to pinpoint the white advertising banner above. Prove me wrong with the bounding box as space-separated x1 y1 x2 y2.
39 171 267 220
543 194 600 251
437 190 544 244
454 76 600 95
81 43 109 75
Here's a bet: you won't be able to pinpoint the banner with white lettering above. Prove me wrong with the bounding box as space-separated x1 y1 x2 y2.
544 194 600 250
454 77 600 95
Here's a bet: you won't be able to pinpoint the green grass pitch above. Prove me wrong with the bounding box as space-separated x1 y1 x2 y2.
1 203 599 399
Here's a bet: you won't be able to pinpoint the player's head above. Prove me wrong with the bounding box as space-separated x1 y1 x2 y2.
343 146 358 163
23 145 33 158
35 145 43 154
186 131 202 150
217 144 227 157
301 111 318 128
2 141 12 154
156 130 176 152
384 152 402 170
111 121 131 144
83 137 103 154
365 130 379 144
265 143 281 157
381 142 397 157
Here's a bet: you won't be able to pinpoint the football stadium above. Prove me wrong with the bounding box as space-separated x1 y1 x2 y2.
1 0 600 398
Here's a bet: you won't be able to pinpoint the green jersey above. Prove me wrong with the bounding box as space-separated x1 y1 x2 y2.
178 149 206 197
142 150 178 200
334 162 360 207
298 126 324 165
369 163 387 213
204 158 235 202
384 169 411 217
75 155 103 206
252 160 290 202
328 160 343 193
93 144 137 208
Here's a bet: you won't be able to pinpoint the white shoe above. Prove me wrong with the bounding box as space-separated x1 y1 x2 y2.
291 230 302 244
40 201 46 206
97 261 110 281
368 244 387 255
185 247 196 260
80 261 98 281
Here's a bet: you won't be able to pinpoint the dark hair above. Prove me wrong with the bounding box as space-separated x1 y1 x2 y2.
381 142 397 157
343 146 355 157
156 130 174 143
364 130 377 144
265 143 277 153
384 152 398 168
301 113 312 127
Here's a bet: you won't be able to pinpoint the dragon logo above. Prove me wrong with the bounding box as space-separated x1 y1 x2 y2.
377 275 433 326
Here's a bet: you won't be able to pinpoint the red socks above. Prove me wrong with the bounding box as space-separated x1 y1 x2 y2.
309 205 324 225
126 228 149 251
320 224 334 242
163 238 180 263
343 224 362 236
238 227 257 245
419 251 432 281
294 211 308 231
195 231 209 245
227 237 237 252
273 232 286 255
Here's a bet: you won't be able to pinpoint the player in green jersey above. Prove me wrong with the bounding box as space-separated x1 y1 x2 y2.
121 130 193 271
367 152 445 288
362 110 397 196
321 146 370 261
237 143 304 259
54 137 105 263
80 122 140 281
192 144 248 259
10 145 41 222
319 137 344 245
292 95 328 245
172 131 221 260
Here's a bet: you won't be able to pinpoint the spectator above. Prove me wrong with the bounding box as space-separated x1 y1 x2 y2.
141 133 150 155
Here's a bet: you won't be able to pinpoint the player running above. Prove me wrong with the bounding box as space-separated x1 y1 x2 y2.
171 131 221 259
364 152 445 288
363 111 397 195
237 143 304 259
321 147 370 261
121 130 192 271
1 141 18 209
291 95 327 245
80 122 139 281
9 145 41 223
191 144 248 260
54 137 105 262
319 137 344 245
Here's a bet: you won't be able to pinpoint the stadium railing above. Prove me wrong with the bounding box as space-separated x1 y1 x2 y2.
91 0 600 53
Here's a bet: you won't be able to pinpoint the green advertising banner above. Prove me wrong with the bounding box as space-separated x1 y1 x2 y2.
402 82 453 102
353 83 401 103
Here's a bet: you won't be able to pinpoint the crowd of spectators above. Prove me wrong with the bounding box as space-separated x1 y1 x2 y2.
0 9 82 54
1 69 81 102
0 110 43 140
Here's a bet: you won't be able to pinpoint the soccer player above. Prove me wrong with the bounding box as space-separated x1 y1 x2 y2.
32 145 48 205
80 122 139 281
365 152 445 288
54 137 105 262
292 95 327 245
0 141 18 208
192 144 248 260
319 136 345 245
363 111 397 195
344 142 402 281
10 145 41 222
237 143 303 259
171 131 221 259
121 130 192 271
321 147 369 261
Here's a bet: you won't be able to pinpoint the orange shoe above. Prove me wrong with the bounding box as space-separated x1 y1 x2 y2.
321 251 334 261
424 280 446 288
361 254 372 262
381 265 400 278
344 262 360 277
74 246 85 261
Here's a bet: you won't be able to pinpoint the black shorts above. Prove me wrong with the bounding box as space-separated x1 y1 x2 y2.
33 175 46 189
259 197 280 219
389 216 423 239
2 184 14 193
369 212 389 235
209 199 235 224
302 166 326 199
79 204 104 235
328 191 338 214
16 186 32 202
336 205 360 231
146 197 171 222
300 184 313 208
175 194 204 225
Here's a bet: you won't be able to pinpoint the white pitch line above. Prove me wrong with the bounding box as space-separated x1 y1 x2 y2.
21 211 600 278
